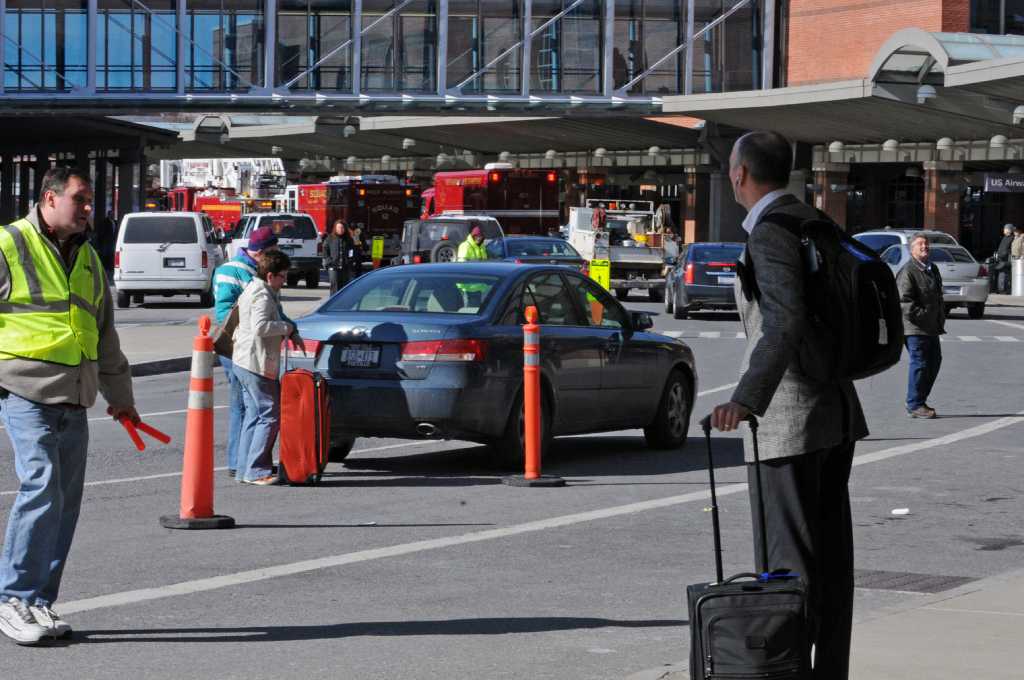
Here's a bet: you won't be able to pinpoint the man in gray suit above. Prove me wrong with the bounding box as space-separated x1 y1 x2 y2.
710 131 869 680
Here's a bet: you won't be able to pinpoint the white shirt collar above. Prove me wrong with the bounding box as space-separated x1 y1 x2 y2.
741 189 791 234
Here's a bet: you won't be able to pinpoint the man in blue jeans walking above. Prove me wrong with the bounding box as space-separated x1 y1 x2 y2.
0 168 138 644
896 234 945 419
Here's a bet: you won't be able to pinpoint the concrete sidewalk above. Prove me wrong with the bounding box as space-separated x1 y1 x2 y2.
120 289 329 375
628 567 1024 680
988 293 1024 307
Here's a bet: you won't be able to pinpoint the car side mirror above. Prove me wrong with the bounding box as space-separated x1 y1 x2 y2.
631 311 654 331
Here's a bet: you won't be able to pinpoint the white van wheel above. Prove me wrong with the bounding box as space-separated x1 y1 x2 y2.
116 291 130 308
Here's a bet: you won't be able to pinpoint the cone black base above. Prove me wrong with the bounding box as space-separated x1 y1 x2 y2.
502 475 566 487
159 514 235 530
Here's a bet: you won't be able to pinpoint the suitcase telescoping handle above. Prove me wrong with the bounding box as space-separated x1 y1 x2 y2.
699 414 766 584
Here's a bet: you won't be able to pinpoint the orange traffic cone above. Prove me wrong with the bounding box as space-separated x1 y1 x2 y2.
160 316 235 530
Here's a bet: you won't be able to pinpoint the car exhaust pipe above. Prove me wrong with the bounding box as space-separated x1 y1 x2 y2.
417 422 439 437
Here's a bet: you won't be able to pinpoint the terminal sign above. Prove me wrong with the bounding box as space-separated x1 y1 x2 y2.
984 173 1024 193
589 259 611 290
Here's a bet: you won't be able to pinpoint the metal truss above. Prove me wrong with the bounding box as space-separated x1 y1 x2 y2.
0 0 766 112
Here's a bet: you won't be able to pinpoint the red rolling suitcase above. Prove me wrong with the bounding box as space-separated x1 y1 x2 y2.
278 369 331 485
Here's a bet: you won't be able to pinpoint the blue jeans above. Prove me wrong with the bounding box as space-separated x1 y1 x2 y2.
219 356 244 473
905 335 942 410
233 366 280 481
0 392 88 606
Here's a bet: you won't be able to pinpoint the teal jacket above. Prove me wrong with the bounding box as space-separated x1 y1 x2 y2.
213 250 294 327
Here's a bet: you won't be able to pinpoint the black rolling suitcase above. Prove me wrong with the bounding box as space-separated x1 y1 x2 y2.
686 415 811 680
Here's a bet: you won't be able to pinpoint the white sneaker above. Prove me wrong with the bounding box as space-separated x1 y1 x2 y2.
0 597 48 645
29 605 72 639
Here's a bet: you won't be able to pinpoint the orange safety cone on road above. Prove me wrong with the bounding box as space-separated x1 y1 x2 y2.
503 305 565 488
160 316 235 530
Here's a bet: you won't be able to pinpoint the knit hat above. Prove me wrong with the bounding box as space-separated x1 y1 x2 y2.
248 226 278 252
470 226 483 237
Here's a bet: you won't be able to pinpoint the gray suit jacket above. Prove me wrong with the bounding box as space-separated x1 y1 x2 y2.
731 196 868 462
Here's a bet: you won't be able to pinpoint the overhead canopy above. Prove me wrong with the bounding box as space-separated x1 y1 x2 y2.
0 115 177 154
662 29 1024 144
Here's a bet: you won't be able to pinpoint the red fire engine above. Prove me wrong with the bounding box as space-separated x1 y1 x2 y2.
421 163 560 234
288 175 420 260
164 187 274 235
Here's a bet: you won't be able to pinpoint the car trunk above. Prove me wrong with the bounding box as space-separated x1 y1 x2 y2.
119 216 201 282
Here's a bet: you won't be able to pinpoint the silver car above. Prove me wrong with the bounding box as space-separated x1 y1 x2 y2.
880 244 989 318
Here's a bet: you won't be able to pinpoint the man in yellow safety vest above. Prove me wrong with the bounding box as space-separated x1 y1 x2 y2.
0 167 138 645
456 226 488 262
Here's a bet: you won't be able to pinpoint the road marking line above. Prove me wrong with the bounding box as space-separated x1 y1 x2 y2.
660 330 684 337
995 336 1020 342
959 336 982 342
988 319 1024 332
0 405 230 431
56 409 1024 616
735 331 746 339
697 382 737 397
698 331 721 339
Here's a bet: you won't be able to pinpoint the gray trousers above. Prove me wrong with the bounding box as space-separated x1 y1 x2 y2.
748 441 856 680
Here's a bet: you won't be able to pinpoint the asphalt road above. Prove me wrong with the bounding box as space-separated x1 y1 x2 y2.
1 292 1023 679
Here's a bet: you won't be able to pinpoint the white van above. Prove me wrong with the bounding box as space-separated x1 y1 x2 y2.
113 212 225 308
228 212 321 288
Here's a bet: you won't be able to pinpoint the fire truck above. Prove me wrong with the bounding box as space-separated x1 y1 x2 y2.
284 175 420 260
421 163 560 235
164 187 275 235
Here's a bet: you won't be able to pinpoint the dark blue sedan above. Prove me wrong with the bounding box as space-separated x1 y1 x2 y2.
287 262 697 467
486 236 588 273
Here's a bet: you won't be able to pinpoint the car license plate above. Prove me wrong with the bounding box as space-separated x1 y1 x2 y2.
943 286 960 295
717 274 736 284
339 344 380 368
163 257 186 268
279 243 298 251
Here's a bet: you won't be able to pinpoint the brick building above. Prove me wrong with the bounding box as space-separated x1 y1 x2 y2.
665 0 1024 258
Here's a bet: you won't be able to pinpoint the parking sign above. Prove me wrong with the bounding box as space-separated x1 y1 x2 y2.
589 259 610 290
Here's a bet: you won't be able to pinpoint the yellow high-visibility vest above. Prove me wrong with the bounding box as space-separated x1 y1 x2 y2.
456 235 488 262
0 218 104 365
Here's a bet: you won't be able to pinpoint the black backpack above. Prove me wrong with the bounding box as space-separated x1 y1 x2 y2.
757 211 904 382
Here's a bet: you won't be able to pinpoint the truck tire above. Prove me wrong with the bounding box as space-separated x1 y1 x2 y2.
199 290 214 307
430 242 457 263
644 369 692 449
614 288 629 301
116 290 130 308
648 287 664 303
305 272 319 289
328 436 355 463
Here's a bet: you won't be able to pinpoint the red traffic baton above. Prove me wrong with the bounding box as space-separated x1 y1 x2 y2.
118 418 172 451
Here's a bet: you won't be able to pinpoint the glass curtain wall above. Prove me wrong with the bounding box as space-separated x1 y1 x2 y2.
4 1 87 90
448 0 522 92
277 1 352 90
186 1 264 91
691 0 757 94
97 1 176 91
971 1 1024 34
530 0 602 93
614 0 685 94
361 0 437 92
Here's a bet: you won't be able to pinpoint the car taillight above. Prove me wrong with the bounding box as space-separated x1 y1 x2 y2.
514 258 524 264
684 263 695 284
489 172 501 183
285 338 323 358
114 251 120 269
546 172 557 183
978 264 988 278
413 254 422 264
202 251 208 269
400 339 487 362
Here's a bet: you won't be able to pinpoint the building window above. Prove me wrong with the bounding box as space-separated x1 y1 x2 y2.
447 0 523 93
614 0 686 95
4 1 88 91
277 1 352 90
97 1 176 91
691 0 758 94
531 0 603 94
971 0 1024 34
361 0 437 92
187 1 264 91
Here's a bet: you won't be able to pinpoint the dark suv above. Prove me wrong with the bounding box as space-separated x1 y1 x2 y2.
398 216 505 264
665 242 744 319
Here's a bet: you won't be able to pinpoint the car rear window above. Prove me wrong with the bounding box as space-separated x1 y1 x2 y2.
927 249 954 262
690 245 743 263
408 220 502 248
937 247 975 263
504 239 580 257
323 272 501 314
258 215 317 240
854 233 901 253
121 216 198 244
927 233 957 245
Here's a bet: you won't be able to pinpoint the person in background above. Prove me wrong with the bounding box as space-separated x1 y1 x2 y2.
323 220 353 294
897 233 945 419
456 226 488 262
995 224 1014 294
212 226 297 478
349 227 366 277
231 250 296 486
1011 224 1024 280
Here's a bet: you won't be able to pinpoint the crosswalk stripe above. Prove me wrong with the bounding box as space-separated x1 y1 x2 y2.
735 331 746 339
995 336 1020 342
959 336 981 342
698 331 721 338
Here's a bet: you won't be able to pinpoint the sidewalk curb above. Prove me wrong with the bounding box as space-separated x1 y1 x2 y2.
131 355 221 378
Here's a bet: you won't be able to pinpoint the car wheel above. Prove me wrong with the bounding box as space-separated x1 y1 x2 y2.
673 287 688 320
430 242 457 263
644 369 693 449
286 274 299 287
664 284 674 313
305 272 319 289
614 288 629 301
944 303 955 316
328 436 355 463
492 389 551 470
648 287 664 303
967 302 985 319
199 290 214 307
116 290 130 308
